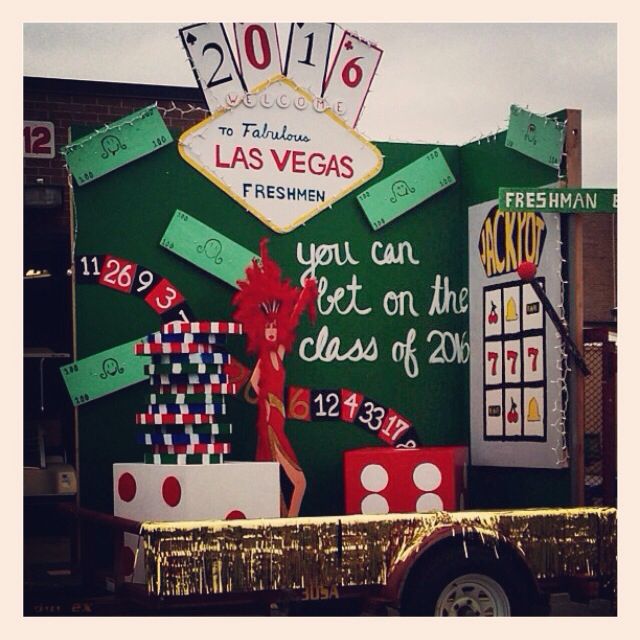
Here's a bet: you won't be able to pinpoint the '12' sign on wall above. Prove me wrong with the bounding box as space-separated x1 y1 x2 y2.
24 121 55 159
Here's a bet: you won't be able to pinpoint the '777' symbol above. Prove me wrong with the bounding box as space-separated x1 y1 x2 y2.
506 350 518 375
487 351 499 376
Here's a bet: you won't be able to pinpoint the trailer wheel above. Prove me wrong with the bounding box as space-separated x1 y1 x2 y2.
400 544 535 616
433 573 511 616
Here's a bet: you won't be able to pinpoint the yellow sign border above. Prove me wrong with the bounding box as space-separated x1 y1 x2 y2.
178 75 384 234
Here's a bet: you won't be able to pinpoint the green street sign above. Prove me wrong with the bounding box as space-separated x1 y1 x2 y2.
60 338 149 406
61 105 173 186
160 210 259 288
505 105 566 169
498 187 617 214
356 147 456 230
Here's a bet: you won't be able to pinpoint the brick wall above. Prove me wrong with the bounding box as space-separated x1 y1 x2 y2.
23 77 209 354
583 214 617 325
24 77 208 224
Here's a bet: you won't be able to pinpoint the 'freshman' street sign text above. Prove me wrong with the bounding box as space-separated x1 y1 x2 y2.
498 187 617 214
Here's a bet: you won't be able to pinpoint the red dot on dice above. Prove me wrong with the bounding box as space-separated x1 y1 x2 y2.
162 476 182 507
117 472 136 502
225 509 246 520
517 261 537 281
121 545 136 576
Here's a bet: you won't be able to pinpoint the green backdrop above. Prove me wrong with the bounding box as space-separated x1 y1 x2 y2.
71 115 570 517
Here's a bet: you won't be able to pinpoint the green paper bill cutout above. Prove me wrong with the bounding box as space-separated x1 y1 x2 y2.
356 147 456 230
160 210 258 288
61 105 173 186
505 105 566 169
498 187 617 214
60 338 149 406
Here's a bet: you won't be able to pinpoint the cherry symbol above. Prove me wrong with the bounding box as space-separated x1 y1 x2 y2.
507 398 519 423
488 302 498 325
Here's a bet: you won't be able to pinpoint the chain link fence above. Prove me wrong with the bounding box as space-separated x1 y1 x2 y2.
583 328 616 507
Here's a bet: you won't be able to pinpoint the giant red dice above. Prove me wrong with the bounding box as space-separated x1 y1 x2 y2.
343 446 468 515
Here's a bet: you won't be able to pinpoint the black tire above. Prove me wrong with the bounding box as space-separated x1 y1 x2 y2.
400 543 539 616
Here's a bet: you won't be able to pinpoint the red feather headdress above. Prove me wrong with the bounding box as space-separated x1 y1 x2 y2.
232 239 317 354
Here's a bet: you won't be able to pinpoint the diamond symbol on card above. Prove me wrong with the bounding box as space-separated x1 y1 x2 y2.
178 75 383 233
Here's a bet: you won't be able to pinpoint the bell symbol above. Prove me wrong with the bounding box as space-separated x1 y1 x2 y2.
505 297 518 322
527 397 541 422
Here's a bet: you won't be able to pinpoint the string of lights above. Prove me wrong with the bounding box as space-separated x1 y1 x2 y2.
156 100 209 119
550 213 570 466
60 106 156 155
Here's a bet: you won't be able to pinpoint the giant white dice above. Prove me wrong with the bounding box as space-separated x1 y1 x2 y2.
113 461 280 582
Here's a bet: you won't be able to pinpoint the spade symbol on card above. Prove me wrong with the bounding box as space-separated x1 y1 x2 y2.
197 238 224 264
507 397 519 424
186 32 197 46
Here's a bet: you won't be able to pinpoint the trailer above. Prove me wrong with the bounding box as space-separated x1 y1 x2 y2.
65 504 616 616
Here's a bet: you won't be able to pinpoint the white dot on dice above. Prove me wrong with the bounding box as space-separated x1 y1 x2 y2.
361 493 390 515
360 464 389 492
412 463 442 492
416 492 444 512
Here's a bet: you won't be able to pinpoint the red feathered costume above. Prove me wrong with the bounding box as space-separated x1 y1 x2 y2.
232 239 317 517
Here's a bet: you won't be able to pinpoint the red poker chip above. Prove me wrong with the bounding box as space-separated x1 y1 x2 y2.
161 321 243 335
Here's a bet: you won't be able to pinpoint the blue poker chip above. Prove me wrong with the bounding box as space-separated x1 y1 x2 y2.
135 432 225 445
139 423 233 435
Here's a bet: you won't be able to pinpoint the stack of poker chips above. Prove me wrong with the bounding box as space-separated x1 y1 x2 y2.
134 321 244 465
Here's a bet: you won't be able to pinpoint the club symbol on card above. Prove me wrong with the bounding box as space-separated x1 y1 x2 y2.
507 397 519 424
525 123 537 145
197 238 224 264
100 357 125 379
100 135 128 159
505 297 518 322
389 180 416 203
527 397 541 422
488 301 499 325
